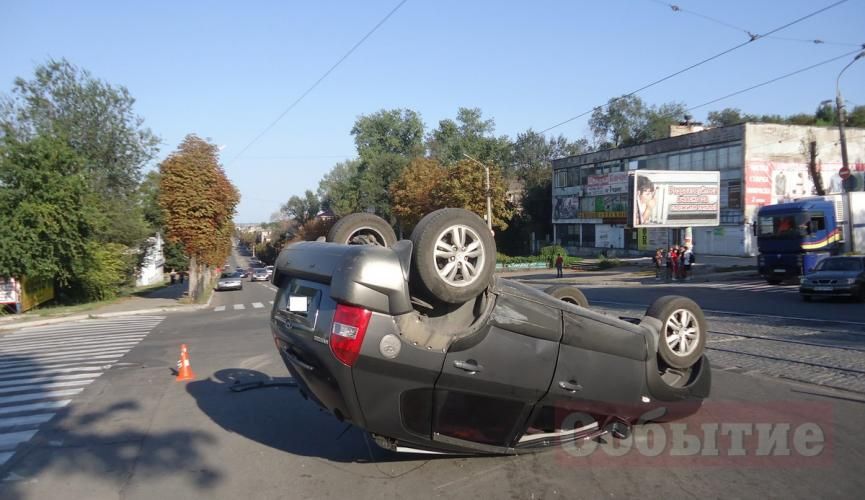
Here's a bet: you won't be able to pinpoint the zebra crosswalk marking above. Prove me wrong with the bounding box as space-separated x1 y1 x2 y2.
0 315 163 466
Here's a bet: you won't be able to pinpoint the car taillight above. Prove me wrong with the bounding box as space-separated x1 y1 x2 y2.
330 304 372 367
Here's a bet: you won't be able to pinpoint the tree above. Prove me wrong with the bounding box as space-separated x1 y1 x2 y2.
1 59 159 236
349 109 426 222
426 107 512 168
159 135 239 300
351 109 424 159
281 189 320 225
512 129 587 188
589 96 686 149
391 158 513 231
706 108 749 127
390 158 447 227
845 105 865 128
0 130 96 287
318 159 361 216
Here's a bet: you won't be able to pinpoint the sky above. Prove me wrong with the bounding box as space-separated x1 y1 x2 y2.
2 0 864 223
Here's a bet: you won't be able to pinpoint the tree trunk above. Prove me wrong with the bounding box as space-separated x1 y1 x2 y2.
188 255 199 300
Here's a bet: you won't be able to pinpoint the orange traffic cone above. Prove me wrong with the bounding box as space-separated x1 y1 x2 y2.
176 344 196 381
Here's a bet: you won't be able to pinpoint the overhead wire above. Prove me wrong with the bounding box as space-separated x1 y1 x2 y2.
647 0 861 46
540 0 851 134
226 0 410 166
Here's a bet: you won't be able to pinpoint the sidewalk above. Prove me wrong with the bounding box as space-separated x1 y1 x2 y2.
499 254 759 286
0 281 209 332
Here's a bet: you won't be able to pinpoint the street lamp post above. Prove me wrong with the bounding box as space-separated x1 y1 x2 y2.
835 50 864 253
462 153 494 232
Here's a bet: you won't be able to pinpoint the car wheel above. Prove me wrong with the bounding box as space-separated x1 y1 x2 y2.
410 208 496 305
327 213 397 247
545 285 589 308
645 296 707 369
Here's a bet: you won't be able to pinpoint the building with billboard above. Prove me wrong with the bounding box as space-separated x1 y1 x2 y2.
551 123 865 256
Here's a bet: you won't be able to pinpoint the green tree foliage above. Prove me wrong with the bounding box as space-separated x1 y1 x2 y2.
1 59 159 239
846 105 865 128
350 109 425 221
318 159 361 216
281 189 320 225
76 242 134 301
0 131 95 286
159 135 239 300
427 107 512 168
390 158 447 227
706 108 749 127
589 96 686 149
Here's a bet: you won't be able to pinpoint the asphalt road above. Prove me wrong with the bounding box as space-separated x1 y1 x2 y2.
1 272 864 499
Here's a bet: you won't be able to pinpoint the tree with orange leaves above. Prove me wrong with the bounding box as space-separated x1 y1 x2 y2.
158 135 239 300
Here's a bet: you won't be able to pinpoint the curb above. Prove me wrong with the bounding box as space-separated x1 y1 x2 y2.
0 294 217 332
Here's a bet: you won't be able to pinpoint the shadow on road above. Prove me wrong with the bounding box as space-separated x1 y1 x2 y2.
1 361 221 500
186 368 417 464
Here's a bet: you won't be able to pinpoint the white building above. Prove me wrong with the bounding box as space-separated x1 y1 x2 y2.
552 123 865 256
136 233 165 286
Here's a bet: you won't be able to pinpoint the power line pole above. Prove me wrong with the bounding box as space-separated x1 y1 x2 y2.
462 153 493 232
836 50 864 253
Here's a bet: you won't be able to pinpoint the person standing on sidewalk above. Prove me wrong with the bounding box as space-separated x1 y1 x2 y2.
682 246 694 280
555 254 564 278
669 247 679 281
654 248 663 280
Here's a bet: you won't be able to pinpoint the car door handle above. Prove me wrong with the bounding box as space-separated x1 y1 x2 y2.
558 380 582 392
453 360 483 374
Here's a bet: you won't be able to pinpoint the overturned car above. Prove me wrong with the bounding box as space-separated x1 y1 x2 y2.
270 209 710 455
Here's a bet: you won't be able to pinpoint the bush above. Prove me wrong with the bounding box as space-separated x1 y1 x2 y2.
73 242 134 301
597 258 622 270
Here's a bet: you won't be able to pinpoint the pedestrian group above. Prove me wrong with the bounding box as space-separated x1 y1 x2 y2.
654 245 693 281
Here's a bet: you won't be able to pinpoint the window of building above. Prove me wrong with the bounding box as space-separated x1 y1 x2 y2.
728 180 742 209
581 223 595 248
555 169 568 188
568 167 580 186
668 154 679 170
718 147 729 169
704 148 718 170
728 144 743 169
691 150 704 170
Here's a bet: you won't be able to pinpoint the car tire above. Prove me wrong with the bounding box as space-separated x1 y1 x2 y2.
327 213 397 247
409 208 496 305
645 295 707 369
544 285 589 308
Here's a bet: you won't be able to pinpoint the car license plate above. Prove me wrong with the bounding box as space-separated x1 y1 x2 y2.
773 269 786 273
814 286 832 292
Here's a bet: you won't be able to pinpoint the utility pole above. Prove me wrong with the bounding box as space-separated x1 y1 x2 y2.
836 50 864 252
462 153 494 232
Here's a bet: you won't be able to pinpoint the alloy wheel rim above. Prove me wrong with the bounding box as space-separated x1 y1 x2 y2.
664 308 700 357
433 224 485 287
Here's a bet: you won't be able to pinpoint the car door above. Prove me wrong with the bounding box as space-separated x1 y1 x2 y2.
431 292 561 451
526 308 648 440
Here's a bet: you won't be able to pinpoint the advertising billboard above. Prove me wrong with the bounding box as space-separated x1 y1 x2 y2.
630 170 720 228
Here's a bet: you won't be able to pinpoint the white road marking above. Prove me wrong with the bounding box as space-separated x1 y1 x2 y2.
0 354 129 372
234 304 245 310
0 400 71 416
0 373 99 388
0 316 163 467
0 379 93 395
252 302 264 309
214 305 226 312
0 361 111 377
0 430 38 450
0 414 55 429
